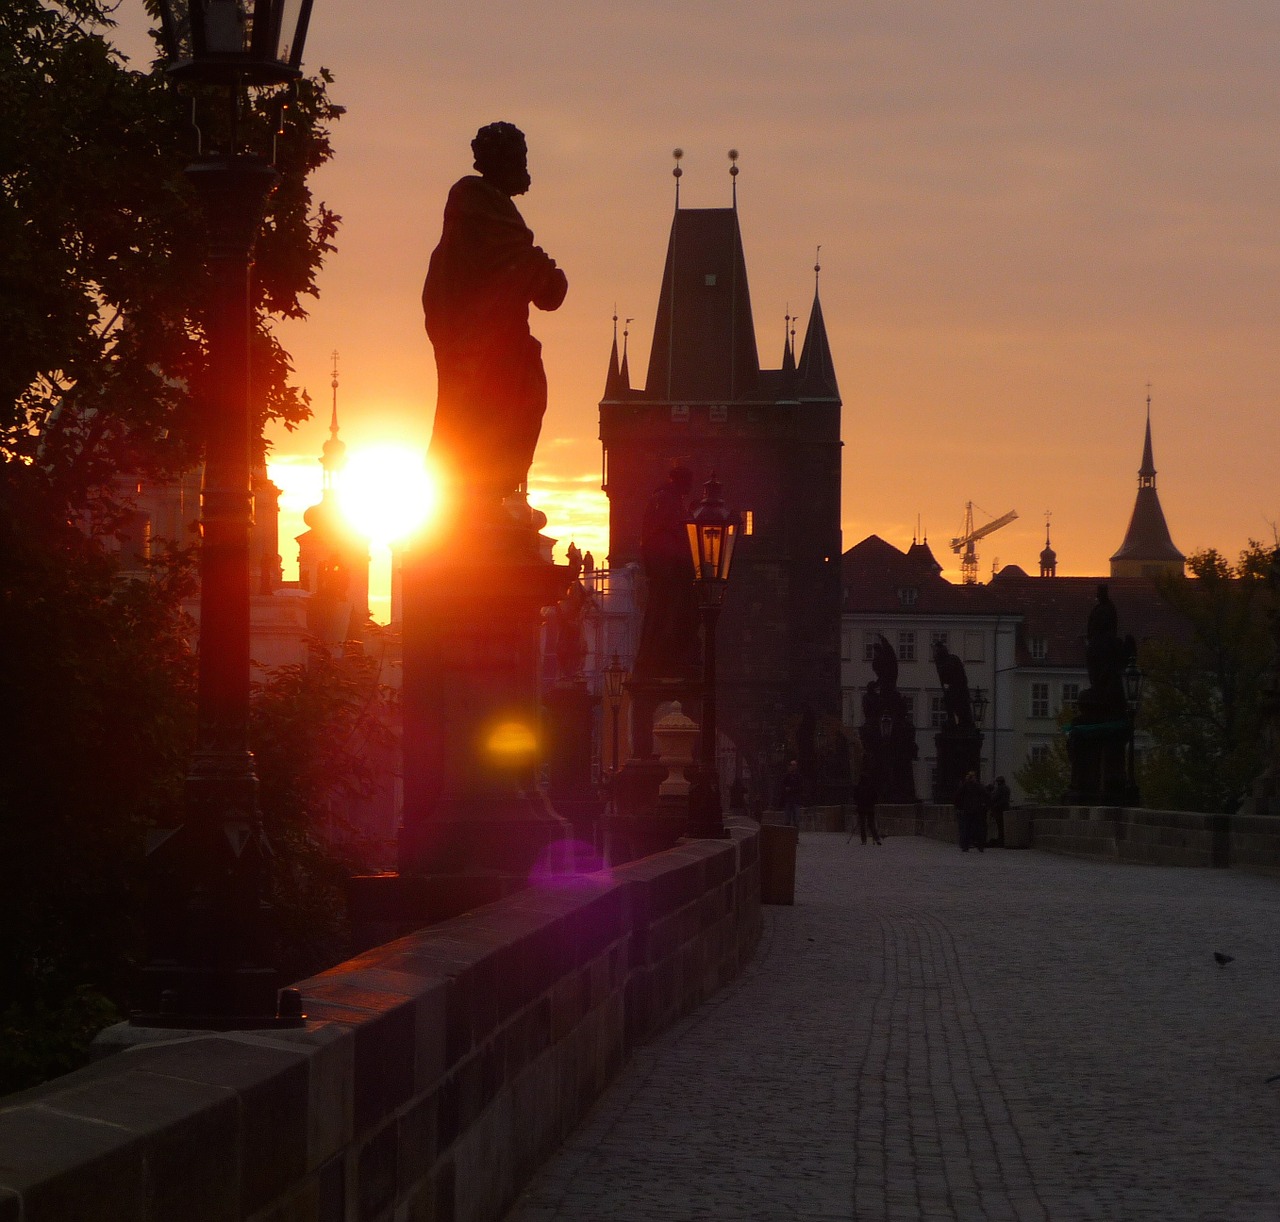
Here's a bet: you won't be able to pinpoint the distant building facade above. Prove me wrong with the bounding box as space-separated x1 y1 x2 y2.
599 179 843 798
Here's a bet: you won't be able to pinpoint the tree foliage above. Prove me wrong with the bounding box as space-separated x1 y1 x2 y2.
0 2 346 1092
1014 710 1072 804
2 0 342 509
1139 543 1277 813
250 643 398 983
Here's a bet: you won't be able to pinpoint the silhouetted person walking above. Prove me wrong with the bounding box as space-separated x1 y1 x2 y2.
780 760 804 829
853 773 882 845
989 775 1011 846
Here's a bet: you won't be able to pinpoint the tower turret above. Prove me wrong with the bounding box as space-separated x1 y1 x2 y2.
1109 396 1184 579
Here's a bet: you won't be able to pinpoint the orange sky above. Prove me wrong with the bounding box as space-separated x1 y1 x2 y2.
116 3 1279 609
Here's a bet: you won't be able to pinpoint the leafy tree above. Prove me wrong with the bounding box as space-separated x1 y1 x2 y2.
1139 543 1277 813
0 2 344 1091
1014 710 1072 804
250 643 398 983
2 0 342 509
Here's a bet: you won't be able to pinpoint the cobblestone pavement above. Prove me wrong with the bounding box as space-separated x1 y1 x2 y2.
505 835 1280 1221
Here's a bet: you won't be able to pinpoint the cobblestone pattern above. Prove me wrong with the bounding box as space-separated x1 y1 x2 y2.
505 835 1280 1221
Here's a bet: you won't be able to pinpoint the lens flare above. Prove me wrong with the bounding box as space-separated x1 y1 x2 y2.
484 720 538 763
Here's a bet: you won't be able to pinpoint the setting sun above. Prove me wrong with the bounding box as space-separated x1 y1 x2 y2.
337 444 438 548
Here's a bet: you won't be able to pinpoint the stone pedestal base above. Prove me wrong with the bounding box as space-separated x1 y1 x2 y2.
934 728 984 801
1064 717 1134 805
604 756 681 864
350 499 575 940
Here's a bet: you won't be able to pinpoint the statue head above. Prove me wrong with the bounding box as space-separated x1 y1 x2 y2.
472 121 531 196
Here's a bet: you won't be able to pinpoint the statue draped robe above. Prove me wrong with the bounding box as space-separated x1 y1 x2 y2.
423 175 567 500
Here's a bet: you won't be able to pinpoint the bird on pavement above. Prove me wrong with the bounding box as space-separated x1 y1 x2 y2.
1213 952 1235 967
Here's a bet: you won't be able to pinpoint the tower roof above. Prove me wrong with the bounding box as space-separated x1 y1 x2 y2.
642 207 760 402
796 277 839 401
602 316 625 400
1110 410 1183 569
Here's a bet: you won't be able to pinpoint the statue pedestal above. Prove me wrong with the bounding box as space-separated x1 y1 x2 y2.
604 757 683 865
544 679 605 862
1064 715 1134 806
934 728 984 802
349 504 574 942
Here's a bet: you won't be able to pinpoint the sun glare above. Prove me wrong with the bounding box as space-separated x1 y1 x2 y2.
338 445 437 547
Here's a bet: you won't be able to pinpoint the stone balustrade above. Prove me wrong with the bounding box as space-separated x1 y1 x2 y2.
0 821 761 1222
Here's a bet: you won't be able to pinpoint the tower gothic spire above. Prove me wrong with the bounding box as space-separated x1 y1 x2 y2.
1109 397 1184 579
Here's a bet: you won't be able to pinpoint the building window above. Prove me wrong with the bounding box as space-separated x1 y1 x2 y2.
704 273 717 286
709 404 728 423
1029 636 1048 660
930 694 947 729
930 630 949 647
1028 743 1050 765
897 631 916 662
841 626 855 663
897 586 918 607
741 509 754 536
843 690 858 724
963 631 984 662
1031 682 1050 718
863 632 878 662
671 403 689 422
1061 683 1080 715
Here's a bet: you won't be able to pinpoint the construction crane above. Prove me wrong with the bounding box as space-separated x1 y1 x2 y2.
949 502 1018 585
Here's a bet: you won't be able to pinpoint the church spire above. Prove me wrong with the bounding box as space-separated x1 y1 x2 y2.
780 306 796 374
603 311 625 399
321 350 347 494
1139 389 1156 487
620 317 632 387
796 247 839 400
1039 511 1057 578
1109 395 1184 579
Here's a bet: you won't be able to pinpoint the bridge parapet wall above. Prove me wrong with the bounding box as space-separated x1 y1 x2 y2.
0 821 761 1222
872 802 1280 874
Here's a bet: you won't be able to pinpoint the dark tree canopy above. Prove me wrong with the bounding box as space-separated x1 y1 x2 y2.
0 1 345 1092
1 0 342 510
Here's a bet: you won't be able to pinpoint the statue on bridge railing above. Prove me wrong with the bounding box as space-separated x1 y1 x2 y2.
1066 583 1138 805
860 634 918 803
423 121 568 507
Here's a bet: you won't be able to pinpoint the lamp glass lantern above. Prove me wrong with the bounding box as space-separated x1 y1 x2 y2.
602 654 626 706
971 686 989 726
1123 659 1144 711
156 0 315 84
686 474 738 609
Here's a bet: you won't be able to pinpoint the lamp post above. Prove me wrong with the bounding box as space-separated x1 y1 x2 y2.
133 0 315 1029
685 474 738 837
971 687 989 728
602 653 627 777
1123 657 1144 804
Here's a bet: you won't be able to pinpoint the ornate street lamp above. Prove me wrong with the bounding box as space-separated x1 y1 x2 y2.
1123 659 1144 712
602 653 627 776
133 0 316 1029
157 0 314 84
685 474 738 837
971 687 989 727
